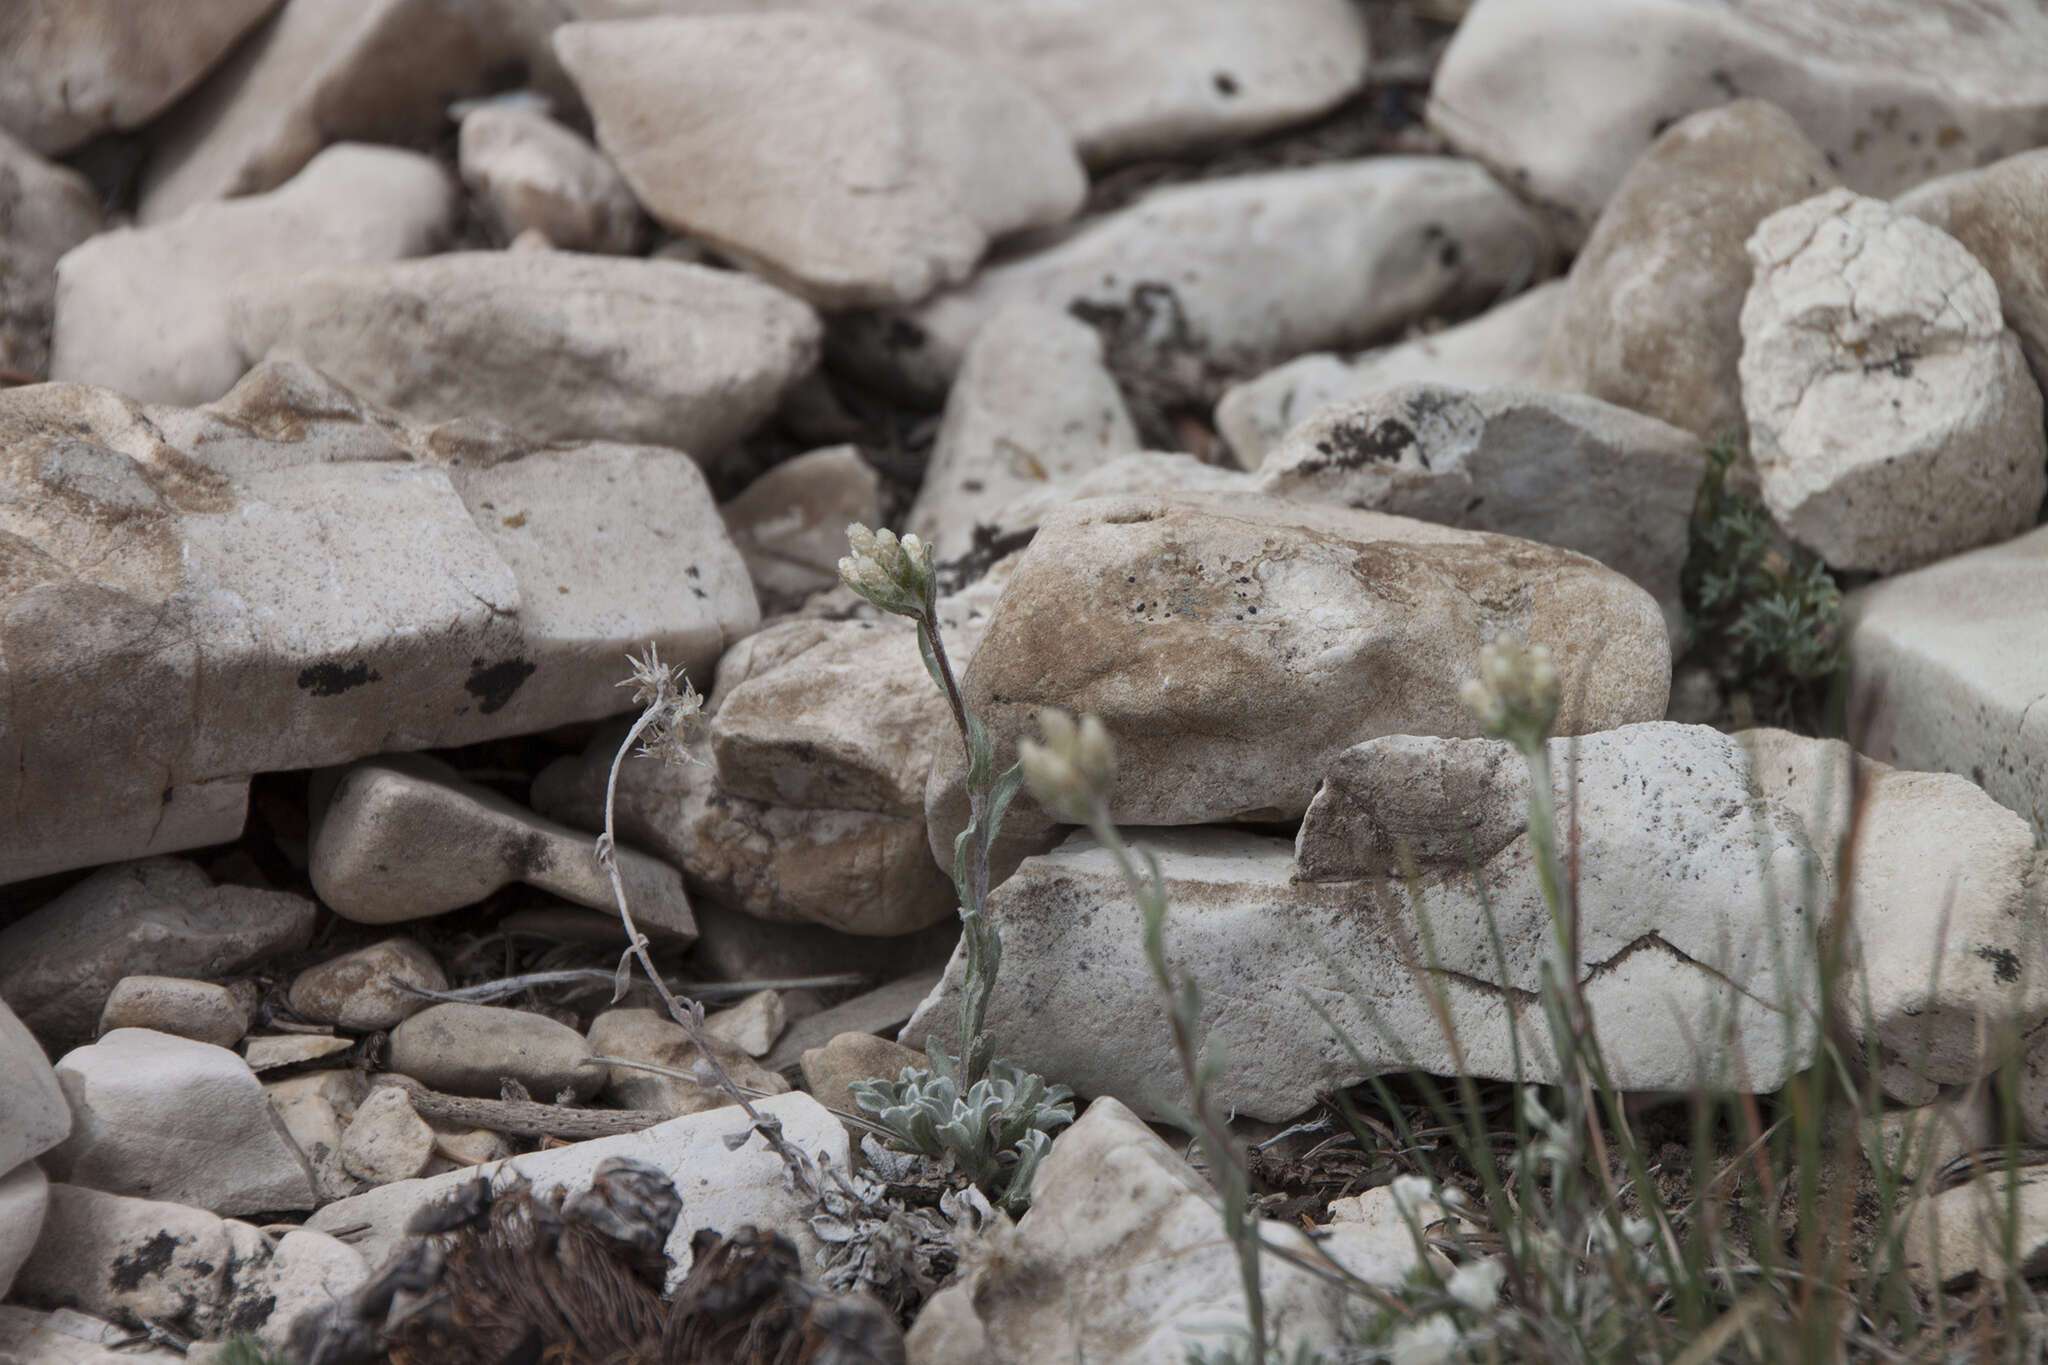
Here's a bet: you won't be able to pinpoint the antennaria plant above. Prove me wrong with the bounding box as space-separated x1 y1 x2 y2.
838 524 1073 1212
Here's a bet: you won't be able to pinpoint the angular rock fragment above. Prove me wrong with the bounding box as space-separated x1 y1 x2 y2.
1260 383 1704 620
1898 147 2048 397
0 860 314 1047
0 366 757 884
839 158 1552 400
0 997 68 1174
1540 99 1839 439
557 13 1085 307
310 754 694 937
908 1097 1416 1363
906 304 1142 560
44 1029 318 1215
720 445 884 612
50 144 457 405
229 251 820 451
1429 0 2048 245
911 724 2043 1120
458 104 642 254
1844 524 2048 840
1739 188 2046 573
0 0 278 154
925 491 1670 876
569 0 1368 165
138 0 567 223
1215 280 1565 466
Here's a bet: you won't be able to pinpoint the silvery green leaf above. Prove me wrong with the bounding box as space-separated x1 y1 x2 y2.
985 762 1025 843
916 624 947 696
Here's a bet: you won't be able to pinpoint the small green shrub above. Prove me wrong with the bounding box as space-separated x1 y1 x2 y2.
1682 433 1844 729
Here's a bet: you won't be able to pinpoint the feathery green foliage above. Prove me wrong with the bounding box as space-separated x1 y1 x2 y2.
1682 432 1844 729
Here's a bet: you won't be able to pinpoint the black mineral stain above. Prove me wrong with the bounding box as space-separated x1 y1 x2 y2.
297 659 381 696
1314 417 1416 469
500 830 554 880
465 657 536 715
1977 945 2023 984
110 1231 181 1291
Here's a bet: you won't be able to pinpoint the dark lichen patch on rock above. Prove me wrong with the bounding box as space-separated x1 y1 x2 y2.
108 1229 184 1291
297 659 381 696
464 656 536 714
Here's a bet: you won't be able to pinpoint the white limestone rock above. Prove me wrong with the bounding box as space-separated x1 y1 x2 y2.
1740 728 2048 1095
0 860 314 1047
703 990 786 1058
556 14 1084 307
0 997 68 1173
567 0 1368 166
458 105 641 254
906 1097 1415 1363
1428 0 2048 246
840 158 1552 401
386 1004 605 1102
0 0 278 154
304 1090 846 1287
911 723 2043 1119
1739 188 2046 573
906 304 1142 561
1540 100 1839 439
339 1087 434 1186
1259 383 1704 622
10 1185 364 1346
1844 523 2048 841
0 1162 47 1299
1215 280 1565 467
43 1030 317 1216
137 0 566 224
95 978 249 1051
287 938 447 1032
923 491 1670 879
229 251 819 452
1898 148 2048 401
0 366 759 885
50 145 457 405
534 730 957 937
12 1185 256 1333
309 754 694 937
584 1008 790 1115
911 726 1820 1119
720 445 884 612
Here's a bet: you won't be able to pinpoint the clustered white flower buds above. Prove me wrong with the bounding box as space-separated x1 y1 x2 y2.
1459 635 1560 751
838 522 936 620
1017 707 1116 820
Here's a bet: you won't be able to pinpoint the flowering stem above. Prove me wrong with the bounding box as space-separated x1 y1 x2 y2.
918 612 1000 1082
598 653 826 1205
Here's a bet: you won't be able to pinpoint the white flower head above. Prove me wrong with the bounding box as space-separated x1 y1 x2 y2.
839 521 935 619
1463 634 1560 752
1447 1257 1504 1313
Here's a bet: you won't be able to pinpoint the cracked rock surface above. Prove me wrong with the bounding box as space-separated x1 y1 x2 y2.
1739 187 2047 573
909 722 2045 1120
